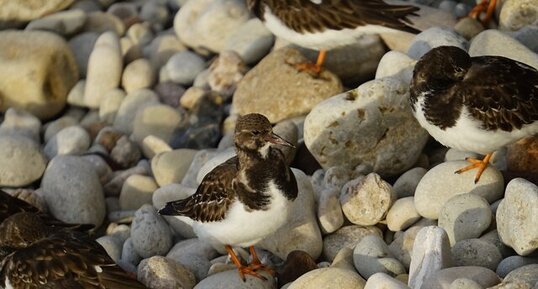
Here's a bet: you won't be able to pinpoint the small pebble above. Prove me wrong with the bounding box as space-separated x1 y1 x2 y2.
392 167 427 199
0 108 41 142
119 175 158 210
121 58 156 93
386 197 421 232
152 149 198 187
138 256 196 289
166 238 219 281
451 239 502 271
496 256 538 278
131 204 173 258
43 125 90 159
165 51 206 85
353 234 406 279
323 225 382 261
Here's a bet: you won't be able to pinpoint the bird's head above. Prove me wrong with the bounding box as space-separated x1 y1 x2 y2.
234 113 294 158
412 46 471 90
0 212 50 249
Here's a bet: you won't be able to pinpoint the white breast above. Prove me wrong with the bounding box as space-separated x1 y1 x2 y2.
413 95 538 154
262 7 402 50
192 181 293 248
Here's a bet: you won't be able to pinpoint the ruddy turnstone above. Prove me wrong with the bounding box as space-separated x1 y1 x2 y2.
246 0 420 74
159 113 298 281
0 212 147 289
410 46 538 183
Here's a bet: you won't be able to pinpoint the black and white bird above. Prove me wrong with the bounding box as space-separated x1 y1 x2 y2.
410 46 538 183
160 113 298 281
246 0 420 74
0 212 147 289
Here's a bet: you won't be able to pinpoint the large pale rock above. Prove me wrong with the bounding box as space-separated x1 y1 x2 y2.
387 197 421 232
496 178 538 255
194 270 274 289
173 0 250 53
233 48 343 123
166 238 219 281
407 27 468 59
223 18 275 65
414 161 504 219
257 169 323 260
0 135 47 187
287 268 366 289
421 267 501 289
26 9 87 36
409 226 452 289
138 256 196 289
469 29 538 70
84 31 123 108
152 149 198 187
499 0 538 31
304 77 428 176
451 239 502 271
0 31 78 119
0 0 74 27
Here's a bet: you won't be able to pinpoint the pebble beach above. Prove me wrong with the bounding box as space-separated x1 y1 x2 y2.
0 0 537 288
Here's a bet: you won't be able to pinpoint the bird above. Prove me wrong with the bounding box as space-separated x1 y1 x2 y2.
410 45 538 183
159 113 298 281
468 0 497 26
246 0 420 74
0 212 147 289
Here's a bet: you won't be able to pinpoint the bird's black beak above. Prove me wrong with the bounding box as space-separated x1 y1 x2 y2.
265 132 295 148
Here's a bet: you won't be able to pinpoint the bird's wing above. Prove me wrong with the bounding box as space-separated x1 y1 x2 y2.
0 233 146 289
159 157 238 222
264 0 420 34
0 190 39 222
458 56 538 131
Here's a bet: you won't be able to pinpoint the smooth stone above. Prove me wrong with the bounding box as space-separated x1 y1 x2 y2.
506 136 538 175
181 149 219 188
503 264 538 287
233 47 343 123
257 169 323 260
364 273 411 289
106 2 138 26
389 226 425 270
110 135 142 169
304 77 428 176
0 135 47 186
138 256 196 289
104 162 150 197
449 278 484 289
499 0 538 31
194 270 274 289
141 135 173 159
127 22 154 47
166 238 220 281
99 88 126 124
510 25 538 54
422 267 501 289
165 50 206 86
0 31 78 119
223 18 274 64
496 178 538 255
131 204 173 258
70 0 101 12
387 197 421 231
392 167 427 199
119 175 158 210
375 50 417 84
438 194 492 245
451 239 502 271
195 148 236 184
323 225 383 261
407 27 468 59
143 34 187 70
82 12 125 35
469 29 538 70
409 226 453 289
84 31 123 108
445 149 480 162
318 188 344 234
154 82 185 108
41 155 106 226
121 237 142 266
496 256 538 278
132 104 186 144
44 115 78 143
414 161 504 219
207 51 247 99
0 0 73 27
122 58 156 93
340 173 395 226
96 235 123 263
321 166 355 191
152 149 198 187
454 17 484 40
173 0 250 53
287 268 365 289
0 108 41 142
68 32 99 78
113 89 160 134
26 9 87 36
140 2 170 30
479 230 514 259
353 234 406 279
192 68 210 89
43 126 90 159
330 247 355 272
151 183 196 237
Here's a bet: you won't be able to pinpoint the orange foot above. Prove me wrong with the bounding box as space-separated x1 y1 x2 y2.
285 49 327 78
248 246 275 276
468 0 497 26
454 152 493 184
225 245 269 282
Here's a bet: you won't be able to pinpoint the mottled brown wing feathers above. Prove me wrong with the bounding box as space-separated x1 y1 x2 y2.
265 0 419 34
0 190 39 222
159 158 238 222
459 56 538 131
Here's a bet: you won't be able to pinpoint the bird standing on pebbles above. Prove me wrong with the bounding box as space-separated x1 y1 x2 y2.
246 0 420 75
160 113 298 281
410 46 538 183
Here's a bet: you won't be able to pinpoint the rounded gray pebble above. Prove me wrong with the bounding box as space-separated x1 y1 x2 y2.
353 234 406 279
44 126 90 159
496 256 538 278
0 135 47 187
451 239 502 271
165 51 206 85
130 204 173 258
392 167 427 199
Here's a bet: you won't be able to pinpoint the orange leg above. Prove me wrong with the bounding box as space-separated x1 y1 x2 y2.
454 152 493 184
468 0 497 26
225 245 266 281
248 246 274 276
288 49 327 77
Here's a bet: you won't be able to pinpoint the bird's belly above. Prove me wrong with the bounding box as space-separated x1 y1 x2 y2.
193 189 292 248
413 100 536 154
263 9 400 50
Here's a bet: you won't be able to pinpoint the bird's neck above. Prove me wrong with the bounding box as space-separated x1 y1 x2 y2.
236 145 273 170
